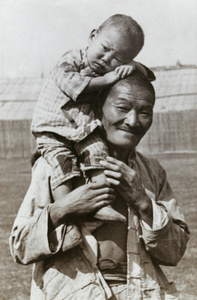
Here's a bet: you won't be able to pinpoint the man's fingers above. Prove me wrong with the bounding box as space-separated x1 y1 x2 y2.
104 170 122 180
106 156 123 165
106 177 120 186
88 181 111 190
95 186 115 195
87 185 115 200
100 159 122 172
94 193 115 202
94 200 113 210
106 156 130 172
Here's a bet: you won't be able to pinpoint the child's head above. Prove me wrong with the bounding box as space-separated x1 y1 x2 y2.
87 14 144 74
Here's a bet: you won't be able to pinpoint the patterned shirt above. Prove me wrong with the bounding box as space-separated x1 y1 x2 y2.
31 48 102 142
31 48 155 142
31 49 156 189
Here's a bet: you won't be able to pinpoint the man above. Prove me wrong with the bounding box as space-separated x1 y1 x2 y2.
10 72 189 300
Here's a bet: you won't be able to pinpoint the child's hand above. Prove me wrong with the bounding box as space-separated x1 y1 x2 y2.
80 66 97 77
114 64 136 79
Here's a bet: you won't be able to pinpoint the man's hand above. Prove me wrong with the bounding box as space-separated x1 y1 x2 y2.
65 181 114 216
100 156 145 206
100 156 153 226
49 181 115 228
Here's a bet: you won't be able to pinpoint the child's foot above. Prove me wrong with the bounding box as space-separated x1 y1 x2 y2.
89 170 126 223
94 205 126 223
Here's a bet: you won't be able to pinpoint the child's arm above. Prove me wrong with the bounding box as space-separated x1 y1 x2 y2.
83 71 120 93
52 49 97 101
55 50 120 95
53 50 155 101
83 62 156 93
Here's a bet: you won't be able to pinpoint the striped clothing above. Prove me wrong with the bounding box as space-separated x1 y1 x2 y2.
31 49 108 189
31 49 155 190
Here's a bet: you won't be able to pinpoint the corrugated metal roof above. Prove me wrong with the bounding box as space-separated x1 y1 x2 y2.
152 66 197 112
0 101 36 120
0 77 44 120
0 65 197 120
154 68 197 97
0 77 44 102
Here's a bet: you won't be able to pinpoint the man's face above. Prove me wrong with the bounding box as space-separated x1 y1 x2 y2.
87 27 133 74
101 80 154 150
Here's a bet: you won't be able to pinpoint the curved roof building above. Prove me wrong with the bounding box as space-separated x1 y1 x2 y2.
0 65 197 158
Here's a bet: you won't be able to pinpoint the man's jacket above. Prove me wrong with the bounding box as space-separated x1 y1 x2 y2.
9 152 190 299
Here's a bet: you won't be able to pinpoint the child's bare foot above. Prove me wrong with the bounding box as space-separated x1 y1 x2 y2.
90 170 126 223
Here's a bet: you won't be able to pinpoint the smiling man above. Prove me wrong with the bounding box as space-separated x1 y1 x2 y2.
101 74 155 150
10 72 189 300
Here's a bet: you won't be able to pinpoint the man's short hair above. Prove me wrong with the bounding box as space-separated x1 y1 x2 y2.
95 71 155 119
98 14 144 59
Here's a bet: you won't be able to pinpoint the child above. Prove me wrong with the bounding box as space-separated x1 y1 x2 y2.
31 14 155 223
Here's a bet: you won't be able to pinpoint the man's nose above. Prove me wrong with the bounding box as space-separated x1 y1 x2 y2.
125 110 139 126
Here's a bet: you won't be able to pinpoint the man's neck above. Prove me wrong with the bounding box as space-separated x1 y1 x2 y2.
107 142 134 163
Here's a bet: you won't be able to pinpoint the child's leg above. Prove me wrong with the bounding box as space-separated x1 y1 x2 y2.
35 132 83 249
87 169 126 223
53 179 73 201
75 130 126 223
35 132 81 190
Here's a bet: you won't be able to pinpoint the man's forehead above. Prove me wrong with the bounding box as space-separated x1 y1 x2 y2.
107 80 155 105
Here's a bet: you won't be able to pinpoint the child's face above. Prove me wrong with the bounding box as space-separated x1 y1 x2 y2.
87 27 134 74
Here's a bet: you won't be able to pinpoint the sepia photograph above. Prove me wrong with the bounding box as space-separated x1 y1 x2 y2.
0 0 196 299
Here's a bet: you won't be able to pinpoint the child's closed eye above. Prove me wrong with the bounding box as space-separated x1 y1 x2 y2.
102 44 109 52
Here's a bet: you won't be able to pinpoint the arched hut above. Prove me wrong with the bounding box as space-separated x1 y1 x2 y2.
0 65 197 158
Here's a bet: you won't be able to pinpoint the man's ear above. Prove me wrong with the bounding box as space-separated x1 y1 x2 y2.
88 29 98 44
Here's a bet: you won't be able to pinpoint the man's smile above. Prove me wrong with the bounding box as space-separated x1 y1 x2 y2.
116 125 142 135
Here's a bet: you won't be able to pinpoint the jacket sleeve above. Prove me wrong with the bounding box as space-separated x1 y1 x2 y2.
51 49 94 101
9 158 67 265
140 161 190 266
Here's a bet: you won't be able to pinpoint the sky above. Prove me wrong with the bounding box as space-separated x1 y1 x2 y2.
0 0 197 78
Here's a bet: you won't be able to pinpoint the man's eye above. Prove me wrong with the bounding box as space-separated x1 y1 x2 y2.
141 111 152 117
117 106 128 112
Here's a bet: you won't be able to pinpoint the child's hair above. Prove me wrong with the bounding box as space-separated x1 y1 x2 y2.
98 14 144 60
